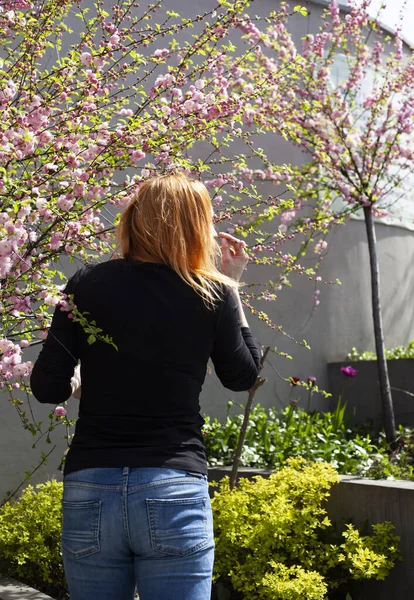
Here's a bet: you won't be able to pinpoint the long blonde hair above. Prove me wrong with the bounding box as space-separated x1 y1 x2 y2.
117 174 236 306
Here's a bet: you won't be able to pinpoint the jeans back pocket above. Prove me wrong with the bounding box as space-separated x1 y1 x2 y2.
146 496 209 556
62 500 102 559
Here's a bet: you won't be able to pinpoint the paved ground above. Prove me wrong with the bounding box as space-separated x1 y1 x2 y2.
0 576 54 600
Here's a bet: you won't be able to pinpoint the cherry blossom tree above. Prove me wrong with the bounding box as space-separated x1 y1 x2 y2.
235 0 414 444
3 0 410 498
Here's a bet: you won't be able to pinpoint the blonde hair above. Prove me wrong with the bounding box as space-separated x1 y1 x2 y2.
117 174 236 306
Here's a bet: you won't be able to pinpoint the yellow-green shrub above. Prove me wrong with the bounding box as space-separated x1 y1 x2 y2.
212 458 400 600
262 564 328 600
0 480 65 591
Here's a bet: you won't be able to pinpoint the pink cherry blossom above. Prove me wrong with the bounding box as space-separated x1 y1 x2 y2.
131 149 146 163
314 240 328 255
80 52 92 65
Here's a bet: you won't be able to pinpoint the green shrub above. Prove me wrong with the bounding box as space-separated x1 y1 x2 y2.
0 480 65 594
212 458 400 600
204 402 380 476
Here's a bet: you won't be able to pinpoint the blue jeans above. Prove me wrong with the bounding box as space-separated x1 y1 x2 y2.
62 467 214 600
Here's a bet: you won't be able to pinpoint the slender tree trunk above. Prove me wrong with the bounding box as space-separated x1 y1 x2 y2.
229 346 270 490
363 206 396 446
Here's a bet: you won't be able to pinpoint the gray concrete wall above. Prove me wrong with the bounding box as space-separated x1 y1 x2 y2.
2 0 414 498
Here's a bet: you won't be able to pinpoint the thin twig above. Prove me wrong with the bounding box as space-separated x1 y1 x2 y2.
229 346 270 489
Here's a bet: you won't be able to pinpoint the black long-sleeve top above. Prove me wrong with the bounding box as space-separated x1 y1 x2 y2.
30 259 260 476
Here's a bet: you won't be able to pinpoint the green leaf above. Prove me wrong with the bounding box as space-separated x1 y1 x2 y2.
294 5 308 16
87 334 96 345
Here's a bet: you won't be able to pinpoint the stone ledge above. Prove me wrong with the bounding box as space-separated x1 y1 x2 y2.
338 474 414 490
0 576 55 600
208 466 414 490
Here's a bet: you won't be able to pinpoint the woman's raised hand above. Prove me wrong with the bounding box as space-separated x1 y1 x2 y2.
219 232 249 282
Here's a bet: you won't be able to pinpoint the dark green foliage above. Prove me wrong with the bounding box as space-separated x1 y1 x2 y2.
204 401 379 475
204 402 414 481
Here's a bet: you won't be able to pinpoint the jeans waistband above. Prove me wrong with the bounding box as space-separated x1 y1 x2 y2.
64 467 207 487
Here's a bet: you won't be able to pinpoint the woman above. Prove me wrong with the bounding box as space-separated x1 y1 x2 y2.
31 174 260 600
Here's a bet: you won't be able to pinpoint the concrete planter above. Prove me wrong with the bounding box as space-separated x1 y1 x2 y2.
327 359 414 428
208 467 414 600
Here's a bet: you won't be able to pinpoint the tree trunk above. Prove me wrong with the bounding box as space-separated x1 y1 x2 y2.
363 206 396 446
229 346 270 489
